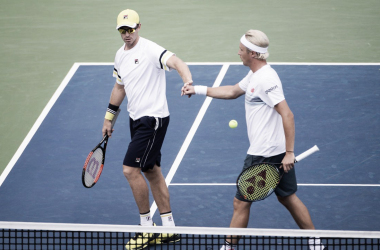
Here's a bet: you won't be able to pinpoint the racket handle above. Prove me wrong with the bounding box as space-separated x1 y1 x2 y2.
295 145 319 162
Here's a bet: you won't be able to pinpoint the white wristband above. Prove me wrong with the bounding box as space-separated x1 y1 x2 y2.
194 85 207 95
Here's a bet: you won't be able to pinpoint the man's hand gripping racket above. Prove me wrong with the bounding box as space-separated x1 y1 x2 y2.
82 109 121 188
237 145 319 202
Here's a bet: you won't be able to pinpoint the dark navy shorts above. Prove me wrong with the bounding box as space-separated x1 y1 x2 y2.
123 116 169 172
235 153 298 201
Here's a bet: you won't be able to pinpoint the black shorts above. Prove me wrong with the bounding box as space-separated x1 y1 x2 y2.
123 116 169 172
235 153 298 201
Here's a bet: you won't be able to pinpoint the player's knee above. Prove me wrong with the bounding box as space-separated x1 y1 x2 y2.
277 193 295 207
233 197 251 212
122 165 140 179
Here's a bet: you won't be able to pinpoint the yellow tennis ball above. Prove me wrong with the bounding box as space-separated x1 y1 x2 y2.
229 120 238 129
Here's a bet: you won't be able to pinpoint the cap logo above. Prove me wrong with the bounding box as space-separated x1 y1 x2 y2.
123 15 128 19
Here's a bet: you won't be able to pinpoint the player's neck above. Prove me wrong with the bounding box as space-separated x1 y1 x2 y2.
249 59 267 73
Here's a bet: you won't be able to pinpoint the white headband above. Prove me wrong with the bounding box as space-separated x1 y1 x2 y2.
240 35 268 54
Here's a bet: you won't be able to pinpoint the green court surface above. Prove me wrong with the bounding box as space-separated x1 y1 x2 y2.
1 0 379 176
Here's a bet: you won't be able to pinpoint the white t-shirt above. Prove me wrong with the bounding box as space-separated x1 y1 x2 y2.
238 64 286 157
113 37 174 120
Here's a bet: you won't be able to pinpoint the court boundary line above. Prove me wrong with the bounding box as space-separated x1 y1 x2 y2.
0 63 81 187
1 62 379 187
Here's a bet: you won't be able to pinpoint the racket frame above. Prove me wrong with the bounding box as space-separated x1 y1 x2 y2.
236 162 282 202
82 135 108 188
81 109 120 188
236 145 319 202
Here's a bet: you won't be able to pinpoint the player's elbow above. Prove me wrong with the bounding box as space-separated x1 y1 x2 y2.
227 85 244 99
287 110 294 120
231 90 245 99
228 93 240 99
211 85 243 99
281 110 294 122
219 92 239 99
229 89 244 99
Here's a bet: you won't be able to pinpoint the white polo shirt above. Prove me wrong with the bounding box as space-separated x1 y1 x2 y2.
113 37 174 120
238 64 286 157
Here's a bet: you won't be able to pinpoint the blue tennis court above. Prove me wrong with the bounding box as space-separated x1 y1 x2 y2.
0 63 379 231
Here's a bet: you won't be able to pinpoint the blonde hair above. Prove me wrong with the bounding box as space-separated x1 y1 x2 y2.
245 30 269 60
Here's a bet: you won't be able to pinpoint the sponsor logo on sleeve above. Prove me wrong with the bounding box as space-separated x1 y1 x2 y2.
265 85 278 94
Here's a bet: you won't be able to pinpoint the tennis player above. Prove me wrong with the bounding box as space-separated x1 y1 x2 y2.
182 30 325 250
102 9 193 250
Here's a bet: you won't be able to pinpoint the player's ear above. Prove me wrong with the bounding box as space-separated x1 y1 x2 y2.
249 50 255 58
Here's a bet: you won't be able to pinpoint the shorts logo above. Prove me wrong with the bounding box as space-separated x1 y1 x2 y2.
135 59 139 64
123 15 128 19
135 158 140 163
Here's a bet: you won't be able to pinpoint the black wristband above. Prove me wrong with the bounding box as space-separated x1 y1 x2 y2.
107 103 119 114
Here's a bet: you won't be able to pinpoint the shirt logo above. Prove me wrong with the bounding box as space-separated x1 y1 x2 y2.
135 59 139 64
251 88 255 93
265 85 278 94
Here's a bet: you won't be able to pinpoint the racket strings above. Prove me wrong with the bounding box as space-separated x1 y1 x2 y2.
238 163 280 201
83 148 104 187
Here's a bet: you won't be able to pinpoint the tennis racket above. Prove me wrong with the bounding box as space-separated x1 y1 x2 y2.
237 145 319 202
82 109 121 188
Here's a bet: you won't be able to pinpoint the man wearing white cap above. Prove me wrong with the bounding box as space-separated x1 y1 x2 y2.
182 30 324 250
102 9 193 250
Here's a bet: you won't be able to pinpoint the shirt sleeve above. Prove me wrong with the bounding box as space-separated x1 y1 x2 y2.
257 75 285 108
112 54 123 85
146 41 174 71
238 71 252 92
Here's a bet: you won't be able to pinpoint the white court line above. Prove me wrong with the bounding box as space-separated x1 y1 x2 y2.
169 183 380 187
149 63 231 216
0 63 81 187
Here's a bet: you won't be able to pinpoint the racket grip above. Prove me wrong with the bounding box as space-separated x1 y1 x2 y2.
295 145 319 162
